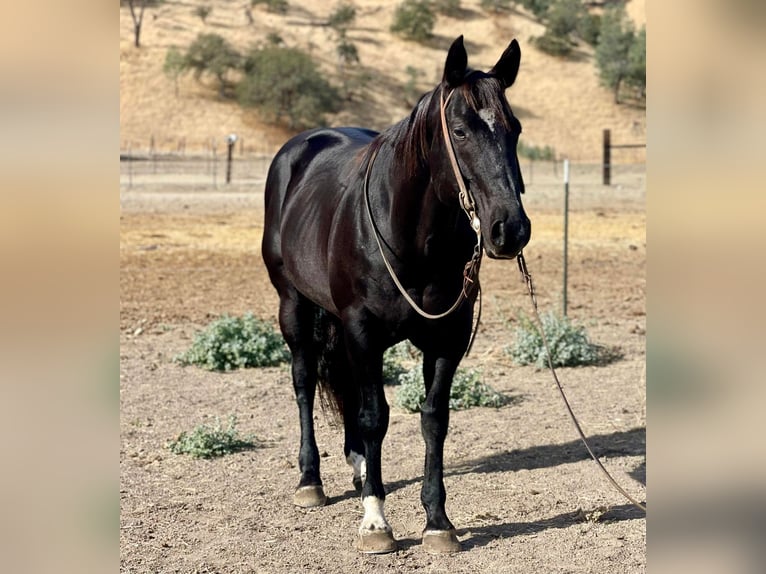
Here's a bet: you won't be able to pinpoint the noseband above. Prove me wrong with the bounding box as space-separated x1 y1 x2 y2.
363 88 483 320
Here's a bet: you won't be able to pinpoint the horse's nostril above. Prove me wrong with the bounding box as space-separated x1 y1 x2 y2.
491 220 505 249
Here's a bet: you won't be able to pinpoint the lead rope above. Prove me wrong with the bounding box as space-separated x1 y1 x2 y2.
516 251 647 513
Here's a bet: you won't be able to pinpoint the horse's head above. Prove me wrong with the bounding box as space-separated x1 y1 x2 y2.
433 36 531 259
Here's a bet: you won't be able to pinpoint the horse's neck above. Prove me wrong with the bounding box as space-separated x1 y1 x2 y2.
387 162 462 260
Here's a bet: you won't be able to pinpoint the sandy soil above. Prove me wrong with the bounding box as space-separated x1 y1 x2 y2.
120 162 645 573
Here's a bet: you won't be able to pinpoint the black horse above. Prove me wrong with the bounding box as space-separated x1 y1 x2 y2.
262 36 530 554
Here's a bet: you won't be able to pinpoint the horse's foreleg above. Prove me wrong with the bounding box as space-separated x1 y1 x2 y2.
420 352 461 553
279 294 326 508
343 312 396 554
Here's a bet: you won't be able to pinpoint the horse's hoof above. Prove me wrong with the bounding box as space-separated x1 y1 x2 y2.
422 529 461 554
293 485 327 508
352 475 363 493
357 530 397 554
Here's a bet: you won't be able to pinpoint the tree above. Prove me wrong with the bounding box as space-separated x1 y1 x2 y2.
327 2 356 33
237 46 341 129
390 0 435 43
184 33 241 98
545 0 584 39
124 0 164 48
595 5 635 103
163 46 186 97
625 25 646 99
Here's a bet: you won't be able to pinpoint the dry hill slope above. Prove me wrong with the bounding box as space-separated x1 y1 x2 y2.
120 0 645 161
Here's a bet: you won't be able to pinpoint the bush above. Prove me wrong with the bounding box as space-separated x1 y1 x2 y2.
507 312 601 368
517 140 555 161
533 31 572 57
251 0 288 14
194 5 212 23
479 0 511 13
395 367 509 412
168 415 256 458
518 0 552 19
382 341 421 385
577 11 601 46
545 0 583 39
328 2 356 32
184 33 240 97
237 45 341 129
390 0 435 43
177 313 289 371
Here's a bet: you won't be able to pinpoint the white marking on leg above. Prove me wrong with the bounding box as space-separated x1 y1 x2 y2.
478 108 496 133
346 450 367 482
360 496 391 533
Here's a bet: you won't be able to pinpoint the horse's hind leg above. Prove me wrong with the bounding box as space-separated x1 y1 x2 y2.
278 291 327 508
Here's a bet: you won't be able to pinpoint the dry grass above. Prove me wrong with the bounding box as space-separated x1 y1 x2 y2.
120 0 645 161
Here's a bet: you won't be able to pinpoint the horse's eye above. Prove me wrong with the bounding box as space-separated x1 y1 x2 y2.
452 128 466 140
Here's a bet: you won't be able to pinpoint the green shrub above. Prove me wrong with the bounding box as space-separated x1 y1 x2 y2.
251 0 288 14
533 32 572 57
517 140 556 161
395 367 509 412
479 0 511 13
194 5 212 23
518 0 553 19
183 33 240 97
177 313 289 371
237 45 341 129
382 341 421 385
390 0 435 43
168 415 256 458
508 312 601 368
328 2 356 32
577 11 601 46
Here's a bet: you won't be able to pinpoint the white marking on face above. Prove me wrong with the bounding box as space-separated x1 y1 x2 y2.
360 496 391 533
478 108 496 133
346 450 366 482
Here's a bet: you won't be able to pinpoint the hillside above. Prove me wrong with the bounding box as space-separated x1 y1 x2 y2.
120 0 645 161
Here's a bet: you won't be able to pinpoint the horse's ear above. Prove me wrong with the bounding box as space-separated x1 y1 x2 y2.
443 35 467 88
490 39 521 89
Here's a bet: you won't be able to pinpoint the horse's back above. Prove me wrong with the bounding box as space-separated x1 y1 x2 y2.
262 127 377 311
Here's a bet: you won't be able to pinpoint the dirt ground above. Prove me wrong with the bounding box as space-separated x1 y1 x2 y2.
120 163 646 573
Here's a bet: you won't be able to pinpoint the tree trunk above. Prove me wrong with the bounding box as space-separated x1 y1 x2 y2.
128 0 146 49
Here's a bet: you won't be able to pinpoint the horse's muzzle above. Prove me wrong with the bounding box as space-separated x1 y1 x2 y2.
487 216 531 259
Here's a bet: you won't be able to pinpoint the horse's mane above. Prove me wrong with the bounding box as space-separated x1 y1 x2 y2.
359 70 513 180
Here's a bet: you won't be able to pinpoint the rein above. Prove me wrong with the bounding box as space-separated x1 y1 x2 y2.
363 88 482 321
516 251 647 513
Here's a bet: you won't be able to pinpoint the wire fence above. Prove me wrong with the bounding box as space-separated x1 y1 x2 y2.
119 147 645 195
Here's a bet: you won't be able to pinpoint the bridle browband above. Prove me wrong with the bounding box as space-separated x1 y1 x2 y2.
363 87 483 322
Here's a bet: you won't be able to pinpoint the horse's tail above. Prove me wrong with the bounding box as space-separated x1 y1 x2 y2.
313 307 350 425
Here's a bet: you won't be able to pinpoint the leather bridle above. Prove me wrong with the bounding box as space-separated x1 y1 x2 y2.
363 88 482 321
